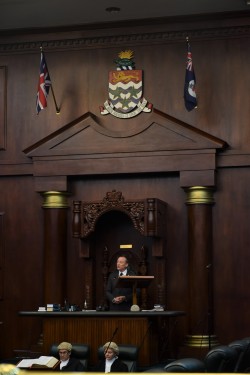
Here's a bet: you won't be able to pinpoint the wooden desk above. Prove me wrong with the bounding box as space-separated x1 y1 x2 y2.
19 311 185 367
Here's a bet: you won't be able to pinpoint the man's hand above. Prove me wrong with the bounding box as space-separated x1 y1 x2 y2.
112 296 126 304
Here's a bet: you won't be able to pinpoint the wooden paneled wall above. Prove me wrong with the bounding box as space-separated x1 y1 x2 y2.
1 12 250 360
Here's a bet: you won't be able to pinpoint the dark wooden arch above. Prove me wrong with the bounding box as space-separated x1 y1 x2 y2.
73 189 168 240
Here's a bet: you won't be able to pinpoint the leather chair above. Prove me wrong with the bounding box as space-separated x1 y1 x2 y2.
229 337 250 372
97 344 139 372
164 358 206 372
50 343 90 371
204 345 238 372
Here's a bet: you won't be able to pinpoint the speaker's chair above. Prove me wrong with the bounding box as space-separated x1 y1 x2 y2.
50 343 90 371
204 345 238 372
164 358 205 372
229 337 250 372
97 344 139 372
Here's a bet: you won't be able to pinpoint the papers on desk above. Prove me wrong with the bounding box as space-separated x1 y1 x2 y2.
141 305 165 311
17 356 59 369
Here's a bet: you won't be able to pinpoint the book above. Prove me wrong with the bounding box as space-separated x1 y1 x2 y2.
38 307 46 311
46 304 54 312
17 356 59 369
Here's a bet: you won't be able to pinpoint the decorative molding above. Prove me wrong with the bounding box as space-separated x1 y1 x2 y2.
1 24 250 54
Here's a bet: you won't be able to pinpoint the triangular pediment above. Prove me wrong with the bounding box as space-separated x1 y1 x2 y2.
24 109 227 158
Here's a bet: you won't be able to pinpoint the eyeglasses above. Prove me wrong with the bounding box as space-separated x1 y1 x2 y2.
59 351 68 355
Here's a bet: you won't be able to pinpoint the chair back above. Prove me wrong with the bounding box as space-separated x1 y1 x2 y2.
204 345 238 372
229 337 250 372
164 358 205 372
97 344 139 372
50 343 90 370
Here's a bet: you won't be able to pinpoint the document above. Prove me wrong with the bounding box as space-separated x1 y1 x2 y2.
17 356 59 369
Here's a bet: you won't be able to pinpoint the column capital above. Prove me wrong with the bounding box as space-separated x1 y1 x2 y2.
41 191 70 208
185 186 215 205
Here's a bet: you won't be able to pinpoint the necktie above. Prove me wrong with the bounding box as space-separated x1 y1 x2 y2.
120 272 123 276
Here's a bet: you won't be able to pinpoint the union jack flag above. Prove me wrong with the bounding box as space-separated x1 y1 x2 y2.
36 50 51 114
184 39 197 111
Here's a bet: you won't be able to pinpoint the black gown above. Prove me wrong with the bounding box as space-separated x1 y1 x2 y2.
59 357 85 372
95 358 128 372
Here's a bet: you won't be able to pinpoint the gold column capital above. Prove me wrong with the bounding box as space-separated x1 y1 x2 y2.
41 191 70 208
185 186 215 205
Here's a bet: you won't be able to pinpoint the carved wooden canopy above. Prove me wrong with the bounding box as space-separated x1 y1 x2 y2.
72 190 167 239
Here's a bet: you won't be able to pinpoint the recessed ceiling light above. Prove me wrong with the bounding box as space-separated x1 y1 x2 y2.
105 7 121 14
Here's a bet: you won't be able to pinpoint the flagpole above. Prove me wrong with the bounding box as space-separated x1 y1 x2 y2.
40 46 60 115
50 85 60 115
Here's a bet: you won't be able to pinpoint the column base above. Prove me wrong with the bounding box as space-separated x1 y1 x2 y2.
178 335 220 360
184 334 219 348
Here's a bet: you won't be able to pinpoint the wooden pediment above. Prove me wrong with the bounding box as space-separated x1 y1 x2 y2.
24 109 227 157
23 109 227 179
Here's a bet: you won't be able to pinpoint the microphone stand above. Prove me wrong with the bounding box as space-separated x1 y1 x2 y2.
106 327 118 351
138 321 152 353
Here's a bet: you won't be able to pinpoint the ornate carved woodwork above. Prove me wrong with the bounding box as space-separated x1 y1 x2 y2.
72 190 167 239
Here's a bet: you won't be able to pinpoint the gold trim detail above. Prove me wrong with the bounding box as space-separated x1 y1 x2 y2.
42 191 69 208
120 244 133 249
184 334 219 348
185 186 215 205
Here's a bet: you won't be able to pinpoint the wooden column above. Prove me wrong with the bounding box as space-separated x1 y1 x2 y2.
185 186 218 349
42 191 69 306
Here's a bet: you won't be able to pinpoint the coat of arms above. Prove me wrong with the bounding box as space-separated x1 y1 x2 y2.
100 50 152 118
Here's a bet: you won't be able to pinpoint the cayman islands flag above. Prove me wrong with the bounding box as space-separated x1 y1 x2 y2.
100 50 152 119
184 38 197 111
